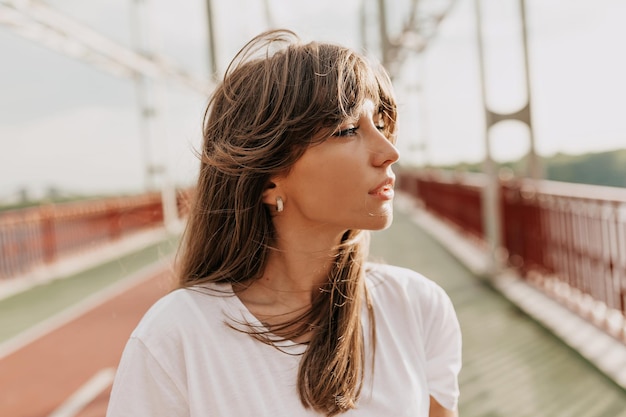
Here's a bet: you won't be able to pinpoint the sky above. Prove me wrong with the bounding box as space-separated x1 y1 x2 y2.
0 0 625 200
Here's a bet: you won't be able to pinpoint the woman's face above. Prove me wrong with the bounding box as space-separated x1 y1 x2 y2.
274 99 400 235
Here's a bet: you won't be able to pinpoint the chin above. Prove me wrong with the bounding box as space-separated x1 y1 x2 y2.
366 212 394 231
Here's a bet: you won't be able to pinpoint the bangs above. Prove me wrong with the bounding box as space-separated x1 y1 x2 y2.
210 32 399 159
311 47 398 143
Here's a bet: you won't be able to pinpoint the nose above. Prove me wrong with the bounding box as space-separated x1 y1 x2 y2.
371 129 400 167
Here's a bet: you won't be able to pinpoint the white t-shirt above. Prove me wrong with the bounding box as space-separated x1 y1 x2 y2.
106 263 462 417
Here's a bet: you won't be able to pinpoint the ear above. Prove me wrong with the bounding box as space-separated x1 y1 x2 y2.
262 180 282 207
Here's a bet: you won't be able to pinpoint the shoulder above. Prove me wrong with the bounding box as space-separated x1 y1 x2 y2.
366 263 450 302
131 283 233 344
365 262 457 324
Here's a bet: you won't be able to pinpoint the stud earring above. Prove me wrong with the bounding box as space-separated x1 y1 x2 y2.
276 196 284 212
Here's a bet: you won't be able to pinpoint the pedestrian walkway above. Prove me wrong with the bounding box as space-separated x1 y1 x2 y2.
370 204 626 417
2 202 626 417
0 263 172 417
0 230 180 416
0 233 179 346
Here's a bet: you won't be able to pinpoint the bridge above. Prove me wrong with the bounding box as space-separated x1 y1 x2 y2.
1 0 625 415
1 174 625 416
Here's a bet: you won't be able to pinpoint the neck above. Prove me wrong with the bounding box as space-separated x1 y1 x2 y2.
262 246 334 299
235 222 346 312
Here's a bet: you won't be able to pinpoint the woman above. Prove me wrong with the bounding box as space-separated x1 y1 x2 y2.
106 29 461 417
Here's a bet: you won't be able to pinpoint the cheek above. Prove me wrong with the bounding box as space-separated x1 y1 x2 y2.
289 146 368 205
318 165 363 197
313 173 355 202
295 167 361 212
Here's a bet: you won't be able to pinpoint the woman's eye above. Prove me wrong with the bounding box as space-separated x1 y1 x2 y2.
334 126 358 137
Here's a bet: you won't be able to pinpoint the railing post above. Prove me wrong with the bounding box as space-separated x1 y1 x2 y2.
482 169 503 277
107 200 122 241
41 206 56 264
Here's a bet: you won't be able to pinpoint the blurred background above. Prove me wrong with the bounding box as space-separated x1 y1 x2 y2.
1 0 624 205
1 0 625 416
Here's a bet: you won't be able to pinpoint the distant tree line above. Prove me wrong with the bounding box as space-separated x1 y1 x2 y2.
431 149 626 188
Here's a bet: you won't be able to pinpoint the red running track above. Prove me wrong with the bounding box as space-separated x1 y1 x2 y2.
0 269 172 417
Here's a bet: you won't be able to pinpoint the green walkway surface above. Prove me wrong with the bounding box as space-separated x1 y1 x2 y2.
369 209 626 417
0 235 179 344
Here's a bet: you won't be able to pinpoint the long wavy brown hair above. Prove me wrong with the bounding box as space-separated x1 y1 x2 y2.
177 29 397 416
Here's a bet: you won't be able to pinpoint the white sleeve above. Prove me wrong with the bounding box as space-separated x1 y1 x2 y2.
106 337 188 417
422 282 462 411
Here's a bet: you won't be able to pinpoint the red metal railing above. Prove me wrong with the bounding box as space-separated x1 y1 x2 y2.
398 169 485 243
0 189 193 280
398 168 626 341
503 179 626 338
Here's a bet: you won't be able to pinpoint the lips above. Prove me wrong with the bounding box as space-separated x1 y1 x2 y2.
369 177 395 198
